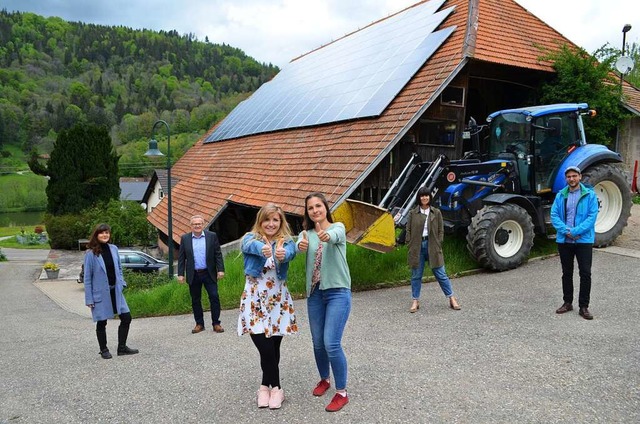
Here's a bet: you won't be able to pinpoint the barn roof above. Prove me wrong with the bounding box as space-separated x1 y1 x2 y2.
148 0 637 243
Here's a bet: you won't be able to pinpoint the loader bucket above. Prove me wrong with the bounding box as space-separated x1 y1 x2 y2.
333 199 396 253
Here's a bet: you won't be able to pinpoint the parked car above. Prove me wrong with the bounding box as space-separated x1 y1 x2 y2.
118 249 169 273
77 249 168 283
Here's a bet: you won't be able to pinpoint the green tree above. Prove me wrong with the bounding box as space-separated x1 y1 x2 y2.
84 199 155 247
539 44 629 146
618 41 640 87
43 124 120 215
597 41 640 89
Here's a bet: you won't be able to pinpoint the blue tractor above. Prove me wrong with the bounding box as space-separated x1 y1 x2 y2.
337 103 632 271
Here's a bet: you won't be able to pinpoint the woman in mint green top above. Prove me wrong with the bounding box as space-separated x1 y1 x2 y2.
296 192 351 412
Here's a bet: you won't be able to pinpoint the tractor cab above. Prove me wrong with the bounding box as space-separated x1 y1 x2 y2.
486 103 589 196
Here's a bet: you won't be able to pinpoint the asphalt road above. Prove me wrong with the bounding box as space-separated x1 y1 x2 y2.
1 247 639 423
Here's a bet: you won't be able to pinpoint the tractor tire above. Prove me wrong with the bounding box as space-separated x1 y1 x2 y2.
581 163 632 247
466 203 535 271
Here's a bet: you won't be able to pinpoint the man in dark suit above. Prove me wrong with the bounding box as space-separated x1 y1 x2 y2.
178 215 225 333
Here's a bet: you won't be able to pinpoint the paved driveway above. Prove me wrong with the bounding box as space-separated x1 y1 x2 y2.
1 247 639 423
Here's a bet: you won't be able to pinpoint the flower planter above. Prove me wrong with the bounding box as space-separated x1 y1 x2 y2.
45 269 60 279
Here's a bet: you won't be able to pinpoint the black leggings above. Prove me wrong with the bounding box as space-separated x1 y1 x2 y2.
96 312 132 351
250 334 283 388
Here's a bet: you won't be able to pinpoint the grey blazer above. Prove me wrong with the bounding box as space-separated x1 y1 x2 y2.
177 230 225 284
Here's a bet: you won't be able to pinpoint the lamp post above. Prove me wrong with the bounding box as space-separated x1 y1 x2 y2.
620 24 632 86
145 120 173 276
622 24 632 56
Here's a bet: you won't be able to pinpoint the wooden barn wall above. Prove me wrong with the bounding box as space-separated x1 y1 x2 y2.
353 63 551 205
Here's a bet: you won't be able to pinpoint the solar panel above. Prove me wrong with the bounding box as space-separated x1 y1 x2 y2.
205 0 455 143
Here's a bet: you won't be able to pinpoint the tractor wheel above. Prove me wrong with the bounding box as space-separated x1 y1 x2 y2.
581 163 632 247
466 203 535 271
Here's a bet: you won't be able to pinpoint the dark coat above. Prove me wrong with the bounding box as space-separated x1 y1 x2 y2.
178 230 225 284
406 205 445 269
83 243 130 322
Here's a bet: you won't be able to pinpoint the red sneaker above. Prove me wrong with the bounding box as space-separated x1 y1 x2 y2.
325 393 349 412
312 379 330 396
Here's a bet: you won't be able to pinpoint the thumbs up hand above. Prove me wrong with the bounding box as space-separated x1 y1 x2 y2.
298 230 309 252
275 237 286 261
261 235 272 258
316 222 330 242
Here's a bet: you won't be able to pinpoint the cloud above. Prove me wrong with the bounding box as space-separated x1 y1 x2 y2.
1 0 638 66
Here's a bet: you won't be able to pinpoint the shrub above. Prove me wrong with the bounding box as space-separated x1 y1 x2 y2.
84 199 156 247
16 232 44 245
123 269 173 292
44 213 91 249
34 226 44 234
0 248 6 261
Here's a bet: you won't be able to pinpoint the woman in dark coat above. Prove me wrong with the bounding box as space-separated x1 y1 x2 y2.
406 187 461 313
84 223 138 359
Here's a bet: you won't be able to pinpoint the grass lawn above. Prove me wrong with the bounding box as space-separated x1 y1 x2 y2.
125 234 559 318
0 225 49 249
0 226 27 237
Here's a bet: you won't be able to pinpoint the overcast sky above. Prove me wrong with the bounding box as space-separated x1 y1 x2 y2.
1 0 637 67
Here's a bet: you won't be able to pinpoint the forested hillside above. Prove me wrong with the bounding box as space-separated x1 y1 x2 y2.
0 9 279 176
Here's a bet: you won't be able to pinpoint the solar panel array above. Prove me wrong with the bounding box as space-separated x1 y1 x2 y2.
205 0 455 143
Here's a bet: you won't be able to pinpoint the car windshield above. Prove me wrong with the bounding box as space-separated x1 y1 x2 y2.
488 113 531 158
127 254 147 264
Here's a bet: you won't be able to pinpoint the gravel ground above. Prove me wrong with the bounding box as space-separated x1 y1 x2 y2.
1 242 639 423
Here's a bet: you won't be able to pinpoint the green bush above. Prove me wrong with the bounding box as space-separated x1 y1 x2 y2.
16 232 46 245
44 213 90 249
0 248 7 261
84 199 155 247
123 269 174 292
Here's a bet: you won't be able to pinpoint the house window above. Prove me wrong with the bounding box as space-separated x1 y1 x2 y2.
417 120 457 146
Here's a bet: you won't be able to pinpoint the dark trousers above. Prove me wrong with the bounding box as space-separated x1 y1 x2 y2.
558 243 593 308
189 272 221 327
96 287 133 351
96 312 132 351
250 333 283 388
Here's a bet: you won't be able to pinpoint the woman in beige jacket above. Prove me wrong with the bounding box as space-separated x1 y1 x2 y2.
406 187 460 313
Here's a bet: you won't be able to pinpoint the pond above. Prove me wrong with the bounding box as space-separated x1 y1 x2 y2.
0 211 45 227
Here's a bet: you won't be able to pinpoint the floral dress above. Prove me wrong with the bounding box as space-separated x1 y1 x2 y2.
238 256 298 337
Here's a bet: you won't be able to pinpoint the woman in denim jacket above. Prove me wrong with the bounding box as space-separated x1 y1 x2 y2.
238 203 297 409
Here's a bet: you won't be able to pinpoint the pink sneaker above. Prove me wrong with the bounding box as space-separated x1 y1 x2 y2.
269 387 284 409
312 379 330 396
325 392 349 412
257 385 270 408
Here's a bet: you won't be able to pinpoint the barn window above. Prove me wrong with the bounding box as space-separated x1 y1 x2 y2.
440 86 465 107
417 119 457 146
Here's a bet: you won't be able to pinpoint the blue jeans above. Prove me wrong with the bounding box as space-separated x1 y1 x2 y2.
307 288 351 390
410 239 454 300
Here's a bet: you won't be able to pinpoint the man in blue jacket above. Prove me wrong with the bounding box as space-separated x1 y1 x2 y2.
550 166 599 320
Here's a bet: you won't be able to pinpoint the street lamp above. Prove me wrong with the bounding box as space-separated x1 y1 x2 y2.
622 24 632 55
145 120 174 276
618 24 633 86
